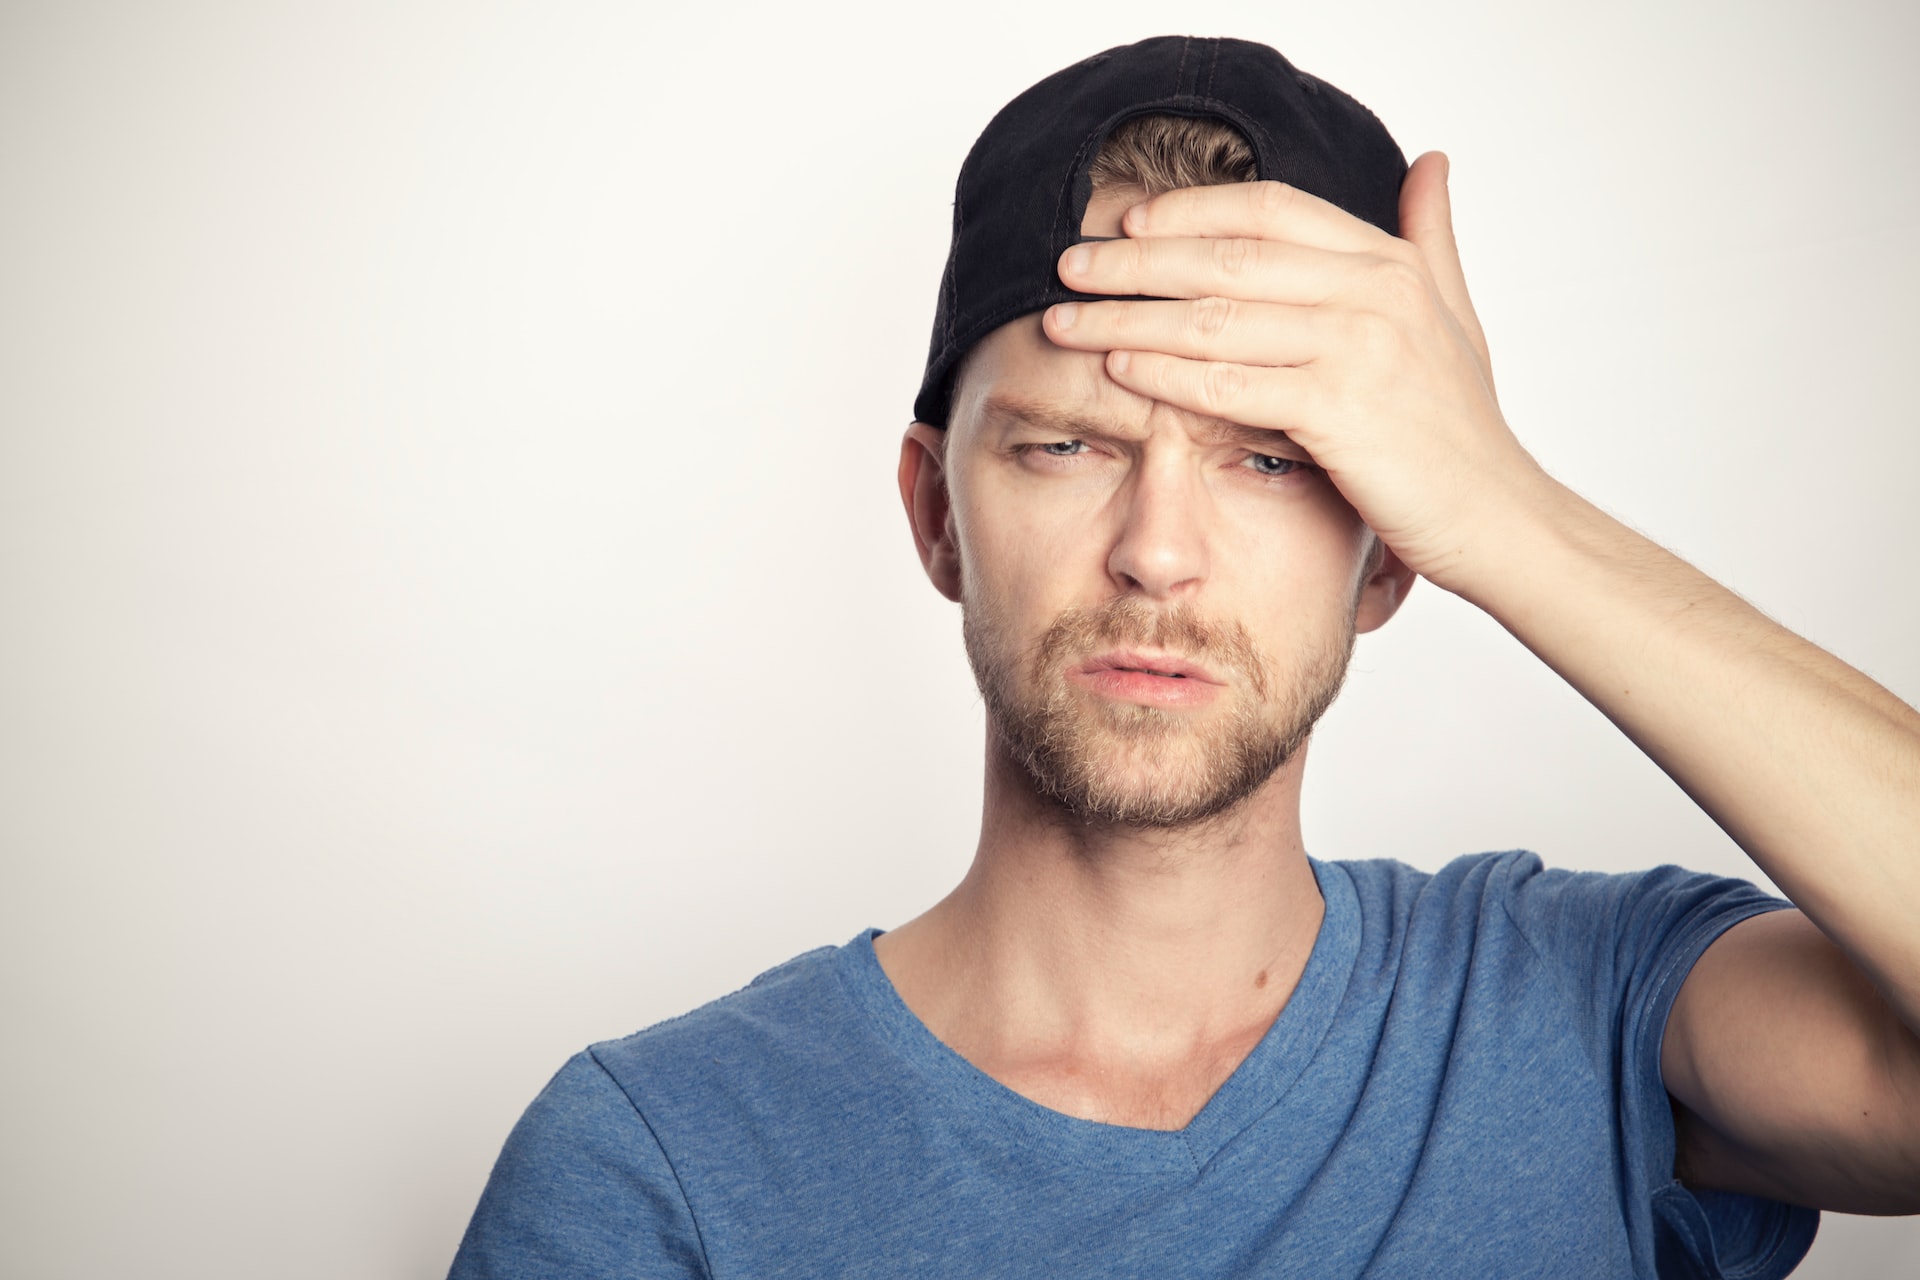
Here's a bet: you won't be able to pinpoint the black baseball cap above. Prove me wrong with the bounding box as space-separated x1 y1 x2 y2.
914 35 1408 428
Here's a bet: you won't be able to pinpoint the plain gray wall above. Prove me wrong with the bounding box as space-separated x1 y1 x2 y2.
2 1 1915 1275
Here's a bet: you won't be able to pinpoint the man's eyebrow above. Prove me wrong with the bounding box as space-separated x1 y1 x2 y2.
979 393 1307 456
1197 419 1310 456
978 394 1117 439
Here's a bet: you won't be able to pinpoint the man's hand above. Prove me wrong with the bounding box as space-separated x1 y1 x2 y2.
1040 152 1543 596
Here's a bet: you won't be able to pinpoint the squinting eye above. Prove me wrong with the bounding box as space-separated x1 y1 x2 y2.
1039 440 1088 456
1245 454 1302 476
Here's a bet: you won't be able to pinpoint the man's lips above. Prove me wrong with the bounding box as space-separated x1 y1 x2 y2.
1068 651 1226 707
1076 650 1224 684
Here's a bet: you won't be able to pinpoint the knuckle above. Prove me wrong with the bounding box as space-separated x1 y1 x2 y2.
1189 295 1235 340
1211 236 1254 278
1198 362 1245 412
1250 180 1294 218
1380 237 1425 269
1368 256 1430 311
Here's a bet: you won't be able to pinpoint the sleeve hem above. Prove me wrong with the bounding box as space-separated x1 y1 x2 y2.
1640 898 1819 1279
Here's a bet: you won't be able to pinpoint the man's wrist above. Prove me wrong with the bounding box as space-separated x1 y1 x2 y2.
1412 461 1592 612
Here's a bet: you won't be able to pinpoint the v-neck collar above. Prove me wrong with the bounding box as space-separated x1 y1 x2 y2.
835 858 1362 1174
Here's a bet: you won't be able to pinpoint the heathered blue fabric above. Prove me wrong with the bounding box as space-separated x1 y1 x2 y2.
450 851 1820 1278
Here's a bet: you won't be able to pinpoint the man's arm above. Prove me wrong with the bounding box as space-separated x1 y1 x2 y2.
1039 155 1920 1210
1459 454 1920 1213
1668 910 1920 1212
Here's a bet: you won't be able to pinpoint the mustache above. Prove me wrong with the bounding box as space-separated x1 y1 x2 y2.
1030 597 1272 700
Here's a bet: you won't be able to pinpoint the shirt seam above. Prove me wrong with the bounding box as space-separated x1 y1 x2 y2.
586 1045 719 1280
1494 890 1615 1097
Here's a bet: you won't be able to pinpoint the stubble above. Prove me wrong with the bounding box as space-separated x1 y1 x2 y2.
963 594 1355 828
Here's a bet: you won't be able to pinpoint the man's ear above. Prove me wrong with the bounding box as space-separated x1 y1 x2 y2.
898 422 963 602
1355 537 1417 634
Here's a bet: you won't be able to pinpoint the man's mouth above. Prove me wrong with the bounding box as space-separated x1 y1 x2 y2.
1078 651 1223 685
1067 651 1226 708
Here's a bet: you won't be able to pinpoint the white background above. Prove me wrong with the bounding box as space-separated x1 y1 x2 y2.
3 1 1916 1275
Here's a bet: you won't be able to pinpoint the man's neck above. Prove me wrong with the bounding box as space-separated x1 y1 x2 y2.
873 741 1325 1129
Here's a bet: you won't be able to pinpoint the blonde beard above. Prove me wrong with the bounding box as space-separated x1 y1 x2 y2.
963 594 1355 828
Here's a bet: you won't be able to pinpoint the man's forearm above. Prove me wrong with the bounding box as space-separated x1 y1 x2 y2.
1455 473 1920 1030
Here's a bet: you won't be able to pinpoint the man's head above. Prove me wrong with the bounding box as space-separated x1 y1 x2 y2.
899 38 1415 829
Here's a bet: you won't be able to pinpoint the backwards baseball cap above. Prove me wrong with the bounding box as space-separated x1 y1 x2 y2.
914 35 1408 428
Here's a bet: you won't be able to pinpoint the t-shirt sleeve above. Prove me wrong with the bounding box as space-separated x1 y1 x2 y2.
448 1049 710 1280
1498 855 1820 1280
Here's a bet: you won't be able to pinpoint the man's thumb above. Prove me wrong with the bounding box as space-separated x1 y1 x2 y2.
1400 151 1493 384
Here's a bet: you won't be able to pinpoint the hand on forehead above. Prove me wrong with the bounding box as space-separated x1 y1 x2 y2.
1079 179 1391 252
954 312 1308 467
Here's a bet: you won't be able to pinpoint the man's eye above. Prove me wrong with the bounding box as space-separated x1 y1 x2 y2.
1038 440 1088 457
1244 453 1303 476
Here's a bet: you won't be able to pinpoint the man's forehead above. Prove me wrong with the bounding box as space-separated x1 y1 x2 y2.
952 317 1304 455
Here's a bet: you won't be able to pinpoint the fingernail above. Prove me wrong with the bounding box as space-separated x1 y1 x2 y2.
1110 350 1131 374
1063 245 1091 277
1051 303 1079 331
1125 203 1148 232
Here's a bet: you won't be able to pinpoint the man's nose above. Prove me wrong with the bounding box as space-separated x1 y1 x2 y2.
1106 454 1210 600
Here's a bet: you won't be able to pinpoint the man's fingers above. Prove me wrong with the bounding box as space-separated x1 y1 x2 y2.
1059 235 1358 304
1116 165 1496 393
1102 349 1314 435
1122 180 1390 255
1397 152 1494 385
1044 296 1325 368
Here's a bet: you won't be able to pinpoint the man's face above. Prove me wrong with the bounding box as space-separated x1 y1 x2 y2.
928 302 1395 829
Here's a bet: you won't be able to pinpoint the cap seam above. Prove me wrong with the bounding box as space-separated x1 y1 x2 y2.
945 166 966 352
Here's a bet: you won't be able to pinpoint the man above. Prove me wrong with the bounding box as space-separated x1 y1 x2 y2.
450 36 1920 1277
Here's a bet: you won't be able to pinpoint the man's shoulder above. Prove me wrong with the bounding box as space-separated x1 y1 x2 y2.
1320 847 1544 923
1322 848 1784 973
1325 847 1764 919
1325 847 1536 891
595 936 856 1059
584 934 881 1125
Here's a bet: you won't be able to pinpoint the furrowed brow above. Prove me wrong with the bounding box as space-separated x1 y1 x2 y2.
979 394 1304 456
979 394 1117 441
1195 418 1311 458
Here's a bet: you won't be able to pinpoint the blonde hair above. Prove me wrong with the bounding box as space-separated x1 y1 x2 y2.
1084 113 1257 197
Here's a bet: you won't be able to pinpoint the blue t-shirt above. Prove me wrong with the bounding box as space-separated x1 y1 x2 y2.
450 852 1819 1278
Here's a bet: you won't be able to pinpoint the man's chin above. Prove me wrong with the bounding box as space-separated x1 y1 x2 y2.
1001 716 1294 829
1029 768 1274 830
